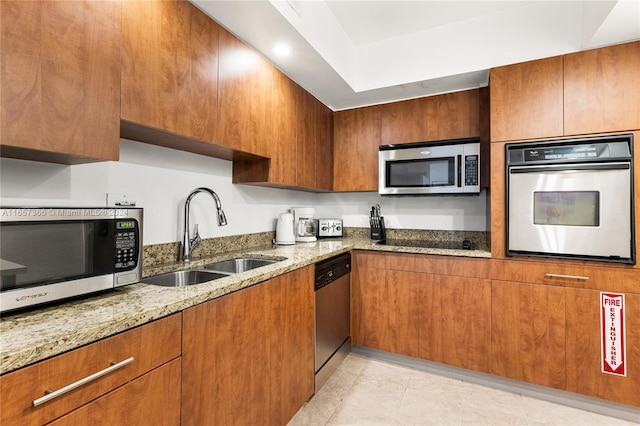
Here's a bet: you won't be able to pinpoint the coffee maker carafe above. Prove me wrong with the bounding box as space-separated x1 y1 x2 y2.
291 207 317 242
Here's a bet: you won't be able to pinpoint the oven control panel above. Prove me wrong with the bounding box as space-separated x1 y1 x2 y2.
508 136 632 165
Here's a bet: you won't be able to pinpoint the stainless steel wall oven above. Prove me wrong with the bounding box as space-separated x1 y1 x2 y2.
506 134 635 264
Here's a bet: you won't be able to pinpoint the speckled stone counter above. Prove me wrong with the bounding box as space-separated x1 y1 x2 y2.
0 233 490 375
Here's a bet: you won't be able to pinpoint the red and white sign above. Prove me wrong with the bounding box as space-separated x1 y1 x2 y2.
600 292 626 376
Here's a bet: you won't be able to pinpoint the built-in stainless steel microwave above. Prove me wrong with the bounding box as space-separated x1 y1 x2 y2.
0 207 142 312
379 137 481 195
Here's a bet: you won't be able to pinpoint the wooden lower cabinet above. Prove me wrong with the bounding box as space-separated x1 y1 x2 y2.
182 266 315 426
0 314 182 425
352 253 491 372
566 289 640 407
352 267 422 357
421 274 491 372
491 280 566 390
49 359 181 426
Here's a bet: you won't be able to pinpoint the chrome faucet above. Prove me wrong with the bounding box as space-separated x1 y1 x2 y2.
181 187 227 262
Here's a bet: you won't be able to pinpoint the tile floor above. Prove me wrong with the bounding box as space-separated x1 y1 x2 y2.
288 354 640 426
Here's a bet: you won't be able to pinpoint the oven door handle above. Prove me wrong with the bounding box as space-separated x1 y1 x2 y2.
510 162 630 174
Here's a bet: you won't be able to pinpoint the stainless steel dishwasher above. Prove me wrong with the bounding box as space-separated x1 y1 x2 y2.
315 252 351 391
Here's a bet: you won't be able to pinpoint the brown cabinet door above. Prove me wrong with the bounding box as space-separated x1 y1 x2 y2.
434 90 480 140
333 105 381 191
380 97 435 145
491 280 566 389
352 252 491 370
182 267 314 426
1 0 120 163
564 41 640 136
315 99 334 191
121 0 219 144
379 90 480 146
420 275 491 372
49 359 181 426
270 70 298 186
0 314 181 425
218 27 273 157
296 89 317 189
490 56 564 142
352 266 422 357
566 288 640 407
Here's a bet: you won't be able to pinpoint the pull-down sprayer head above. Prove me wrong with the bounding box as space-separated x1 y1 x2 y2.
182 187 227 262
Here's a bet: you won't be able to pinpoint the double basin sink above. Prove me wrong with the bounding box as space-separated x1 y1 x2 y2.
144 257 283 287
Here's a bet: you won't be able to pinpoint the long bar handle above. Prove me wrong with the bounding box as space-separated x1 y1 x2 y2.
33 357 134 407
545 273 589 281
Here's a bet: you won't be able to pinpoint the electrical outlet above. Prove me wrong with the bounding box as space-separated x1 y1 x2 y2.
106 193 137 207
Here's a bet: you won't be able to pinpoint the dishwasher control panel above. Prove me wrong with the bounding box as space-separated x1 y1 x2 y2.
315 253 351 290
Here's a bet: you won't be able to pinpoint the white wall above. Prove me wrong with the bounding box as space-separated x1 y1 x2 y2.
1 140 486 245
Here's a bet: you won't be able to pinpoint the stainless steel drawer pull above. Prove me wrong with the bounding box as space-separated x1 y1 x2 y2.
32 357 134 407
545 273 589 281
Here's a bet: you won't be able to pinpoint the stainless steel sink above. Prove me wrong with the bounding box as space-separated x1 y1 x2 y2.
144 270 229 287
202 257 280 274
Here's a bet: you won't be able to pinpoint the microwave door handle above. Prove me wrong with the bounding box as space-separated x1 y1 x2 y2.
457 155 462 187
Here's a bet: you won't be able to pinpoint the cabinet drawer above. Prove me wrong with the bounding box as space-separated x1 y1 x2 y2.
355 250 490 279
1 313 181 425
49 358 181 426
491 260 640 293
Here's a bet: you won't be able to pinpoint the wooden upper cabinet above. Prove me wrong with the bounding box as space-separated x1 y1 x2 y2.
315 99 334 191
296 89 317 189
380 97 435 145
233 68 332 191
564 41 640 136
380 89 480 145
490 56 564 142
121 0 218 144
388 89 481 143
269 69 298 186
435 90 480 140
1 0 121 163
333 105 382 191
218 27 273 158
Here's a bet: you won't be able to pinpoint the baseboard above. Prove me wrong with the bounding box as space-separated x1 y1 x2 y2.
351 346 640 424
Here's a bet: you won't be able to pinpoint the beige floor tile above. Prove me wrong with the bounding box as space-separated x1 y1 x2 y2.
289 354 639 426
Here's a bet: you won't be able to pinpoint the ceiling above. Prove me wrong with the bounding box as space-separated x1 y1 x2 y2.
191 0 640 111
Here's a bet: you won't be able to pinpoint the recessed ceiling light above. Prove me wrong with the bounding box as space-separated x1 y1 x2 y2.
273 43 292 56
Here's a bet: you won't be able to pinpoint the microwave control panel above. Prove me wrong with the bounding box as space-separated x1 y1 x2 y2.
115 220 138 270
464 155 479 186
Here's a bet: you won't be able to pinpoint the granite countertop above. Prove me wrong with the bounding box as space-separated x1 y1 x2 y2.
0 236 490 375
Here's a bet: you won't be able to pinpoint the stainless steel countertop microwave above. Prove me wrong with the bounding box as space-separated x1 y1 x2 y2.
379 137 481 195
0 207 143 312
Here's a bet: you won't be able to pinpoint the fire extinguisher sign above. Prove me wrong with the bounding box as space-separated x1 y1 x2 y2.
600 292 626 376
